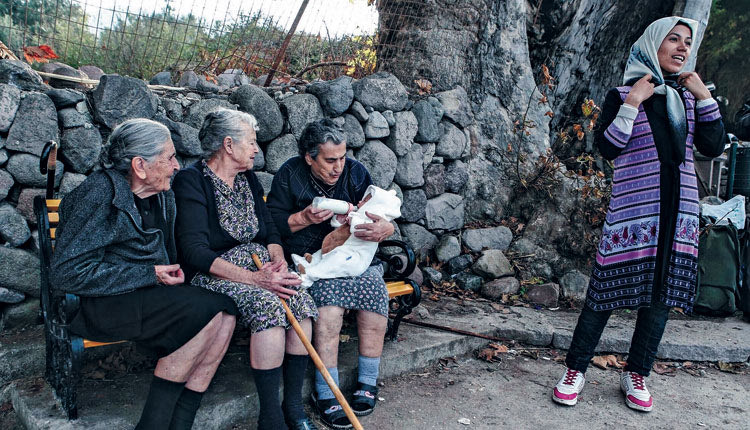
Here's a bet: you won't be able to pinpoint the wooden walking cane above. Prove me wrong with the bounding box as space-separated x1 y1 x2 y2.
251 254 364 430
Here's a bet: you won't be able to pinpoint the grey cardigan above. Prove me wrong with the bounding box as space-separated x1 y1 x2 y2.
51 170 177 297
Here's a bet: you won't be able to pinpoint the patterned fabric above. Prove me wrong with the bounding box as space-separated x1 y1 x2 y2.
308 261 389 317
191 162 318 332
589 87 702 312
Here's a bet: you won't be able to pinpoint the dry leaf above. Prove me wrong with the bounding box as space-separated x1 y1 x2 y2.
652 362 676 375
591 354 624 370
545 111 555 118
23 45 59 64
477 342 509 362
339 334 350 343
490 303 504 311
414 78 433 95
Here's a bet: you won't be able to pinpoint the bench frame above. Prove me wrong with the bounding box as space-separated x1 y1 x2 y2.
34 196 420 420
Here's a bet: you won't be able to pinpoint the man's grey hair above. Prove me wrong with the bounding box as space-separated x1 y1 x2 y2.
199 109 259 159
298 118 345 159
101 118 172 176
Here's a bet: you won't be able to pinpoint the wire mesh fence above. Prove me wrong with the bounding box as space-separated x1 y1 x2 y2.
0 0 427 85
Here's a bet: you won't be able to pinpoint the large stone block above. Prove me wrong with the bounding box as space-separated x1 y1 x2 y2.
183 98 238 130
527 283 560 308
425 193 464 230
91 75 158 129
0 203 31 246
306 76 354 117
560 270 590 301
481 277 520 300
400 188 426 223
385 111 418 157
281 94 324 141
423 163 445 198
351 71 408 111
445 160 469 193
356 140 397 189
472 249 513 279
0 83 20 133
0 247 40 297
436 121 467 159
412 99 442 143
60 125 102 173
5 93 59 156
265 134 298 174
363 111 390 139
435 235 461 262
45 88 86 109
399 223 438 257
0 169 13 200
0 60 47 91
463 226 513 252
230 85 284 143
393 144 424 188
435 86 474 127
6 153 63 187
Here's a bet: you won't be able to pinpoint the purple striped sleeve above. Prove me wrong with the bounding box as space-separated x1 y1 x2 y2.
696 100 721 122
604 123 630 148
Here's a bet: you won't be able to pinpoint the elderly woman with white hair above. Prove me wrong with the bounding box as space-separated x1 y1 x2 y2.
172 109 318 430
51 118 239 429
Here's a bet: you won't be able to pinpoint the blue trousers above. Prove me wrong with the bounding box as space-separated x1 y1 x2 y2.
564 301 671 376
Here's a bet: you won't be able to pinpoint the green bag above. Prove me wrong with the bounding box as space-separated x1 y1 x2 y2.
695 218 740 316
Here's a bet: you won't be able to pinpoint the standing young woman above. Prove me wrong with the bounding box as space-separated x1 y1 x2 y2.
551 16 725 412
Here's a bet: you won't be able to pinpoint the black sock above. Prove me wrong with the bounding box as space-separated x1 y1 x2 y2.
135 376 185 430
168 388 204 430
283 354 309 422
252 366 287 430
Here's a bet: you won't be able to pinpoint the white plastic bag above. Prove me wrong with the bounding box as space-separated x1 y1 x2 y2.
701 195 746 228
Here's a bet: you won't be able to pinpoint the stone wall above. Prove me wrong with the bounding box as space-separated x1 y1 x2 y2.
1 59 563 331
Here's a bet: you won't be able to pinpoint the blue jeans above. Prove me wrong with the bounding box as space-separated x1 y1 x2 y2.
564 301 671 376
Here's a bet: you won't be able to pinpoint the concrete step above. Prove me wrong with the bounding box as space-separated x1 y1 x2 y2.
8 300 750 429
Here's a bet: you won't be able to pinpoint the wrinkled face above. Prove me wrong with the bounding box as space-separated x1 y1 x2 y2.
230 126 259 171
306 140 347 185
142 138 179 193
657 24 692 74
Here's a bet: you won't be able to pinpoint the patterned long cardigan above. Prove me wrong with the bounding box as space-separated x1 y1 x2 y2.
587 87 723 312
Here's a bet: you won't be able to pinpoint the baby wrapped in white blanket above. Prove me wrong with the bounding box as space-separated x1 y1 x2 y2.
292 185 401 287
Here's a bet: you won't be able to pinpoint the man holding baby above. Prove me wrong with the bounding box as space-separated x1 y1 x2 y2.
267 118 395 429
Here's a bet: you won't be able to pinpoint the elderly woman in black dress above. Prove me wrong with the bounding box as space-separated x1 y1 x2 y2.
51 118 238 429
172 109 318 430
267 119 395 429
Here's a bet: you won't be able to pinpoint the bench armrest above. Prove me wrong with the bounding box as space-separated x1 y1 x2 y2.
377 239 416 282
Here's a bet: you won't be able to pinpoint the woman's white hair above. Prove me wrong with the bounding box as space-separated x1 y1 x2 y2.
101 118 171 176
198 109 259 159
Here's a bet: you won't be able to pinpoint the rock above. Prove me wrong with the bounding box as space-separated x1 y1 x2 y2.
217 69 251 87
255 171 275 196
92 75 158 129
281 94 324 140
49 65 89 90
45 88 85 109
342 114 365 149
407 266 424 286
0 203 31 246
307 76 354 117
0 169 13 200
0 149 6 166
196 76 221 93
455 272 482 291
178 71 199 88
436 235 461 262
445 160 469 193
399 223 438 257
0 287 24 304
436 86 474 127
16 188 46 225
0 247 40 297
57 104 92 129
387 182 403 204
349 100 369 122
400 189 427 222
78 65 104 81
385 111 417 157
463 226 513 252
382 110 395 127
527 283 560 308
422 143 436 166
393 144 424 187
423 164 445 198
427 97 444 119
0 84 20 132
481 277 520 299
351 71 408 111
1 299 40 330
150 71 173 86
60 126 102 173
0 60 47 91
265 134 298 173
412 99 442 143
355 140 397 188
184 98 237 129
363 111 390 139
560 270 590 301
252 145 266 171
415 305 431 319
5 93 59 156
166 120 202 157
472 249 513 279
6 153 63 187
59 172 87 195
162 98 183 121
422 267 443 284
436 121 467 159
447 254 474 274
425 193 464 230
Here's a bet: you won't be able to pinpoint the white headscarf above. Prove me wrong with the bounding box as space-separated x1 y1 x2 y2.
623 16 698 151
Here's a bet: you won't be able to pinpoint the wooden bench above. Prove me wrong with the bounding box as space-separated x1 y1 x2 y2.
34 155 420 419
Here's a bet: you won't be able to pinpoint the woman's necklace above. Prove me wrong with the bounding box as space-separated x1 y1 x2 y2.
309 172 337 197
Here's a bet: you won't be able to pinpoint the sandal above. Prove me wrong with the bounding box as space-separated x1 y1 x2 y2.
350 383 378 416
311 392 352 429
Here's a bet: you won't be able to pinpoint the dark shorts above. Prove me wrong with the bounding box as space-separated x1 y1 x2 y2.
69 285 239 357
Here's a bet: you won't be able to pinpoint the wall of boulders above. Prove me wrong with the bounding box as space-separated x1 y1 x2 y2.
0 59 588 332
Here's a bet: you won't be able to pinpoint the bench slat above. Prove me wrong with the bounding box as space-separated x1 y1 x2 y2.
50 228 56 239
48 212 59 223
83 339 127 349
386 281 413 298
46 199 61 211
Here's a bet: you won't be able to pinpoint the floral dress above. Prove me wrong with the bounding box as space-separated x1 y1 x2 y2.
191 161 318 332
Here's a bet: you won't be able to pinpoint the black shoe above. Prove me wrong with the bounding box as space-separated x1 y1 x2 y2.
311 392 352 429
286 416 319 430
350 383 378 417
